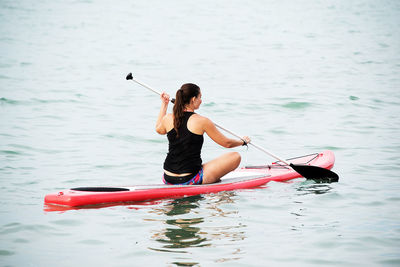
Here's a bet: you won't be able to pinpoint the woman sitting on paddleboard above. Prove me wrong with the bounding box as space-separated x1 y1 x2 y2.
156 83 251 185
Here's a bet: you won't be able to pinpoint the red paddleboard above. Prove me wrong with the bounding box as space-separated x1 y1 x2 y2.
44 150 336 208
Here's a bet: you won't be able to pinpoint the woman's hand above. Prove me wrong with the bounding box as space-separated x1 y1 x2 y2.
160 92 170 105
241 136 251 146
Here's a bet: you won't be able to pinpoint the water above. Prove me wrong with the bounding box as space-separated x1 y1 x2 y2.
1 0 399 266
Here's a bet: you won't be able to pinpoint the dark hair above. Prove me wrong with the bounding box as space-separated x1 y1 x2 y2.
173 83 200 137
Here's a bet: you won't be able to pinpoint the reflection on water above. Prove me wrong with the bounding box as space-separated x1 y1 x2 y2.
290 181 339 232
164 195 204 217
43 198 169 213
296 181 333 196
150 195 209 252
162 217 207 249
147 192 247 265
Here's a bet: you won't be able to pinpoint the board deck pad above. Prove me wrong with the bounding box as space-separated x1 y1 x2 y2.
71 173 270 192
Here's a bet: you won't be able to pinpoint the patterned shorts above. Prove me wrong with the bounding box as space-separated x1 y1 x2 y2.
163 169 203 185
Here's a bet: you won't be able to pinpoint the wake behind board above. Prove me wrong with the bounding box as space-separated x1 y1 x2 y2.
44 150 336 208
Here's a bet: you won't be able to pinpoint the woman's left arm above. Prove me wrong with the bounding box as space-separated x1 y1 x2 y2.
202 117 250 148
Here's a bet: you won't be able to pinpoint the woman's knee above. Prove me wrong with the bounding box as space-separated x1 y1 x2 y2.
202 152 241 184
228 152 241 167
221 152 241 175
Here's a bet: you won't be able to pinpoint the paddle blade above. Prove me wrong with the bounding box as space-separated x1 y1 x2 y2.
290 164 339 183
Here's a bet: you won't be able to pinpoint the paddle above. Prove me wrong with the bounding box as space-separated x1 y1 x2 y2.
126 73 339 182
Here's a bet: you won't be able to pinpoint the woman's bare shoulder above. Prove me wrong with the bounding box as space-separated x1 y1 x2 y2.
191 113 207 121
191 113 213 126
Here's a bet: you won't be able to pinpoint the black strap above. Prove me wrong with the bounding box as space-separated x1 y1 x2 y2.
242 139 248 146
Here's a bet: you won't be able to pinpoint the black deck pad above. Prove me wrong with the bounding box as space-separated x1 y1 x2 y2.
71 187 130 192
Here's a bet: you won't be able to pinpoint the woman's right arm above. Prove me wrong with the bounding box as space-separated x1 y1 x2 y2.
155 92 170 135
202 117 250 148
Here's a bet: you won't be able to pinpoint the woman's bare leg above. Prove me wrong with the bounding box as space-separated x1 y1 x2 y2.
202 152 241 184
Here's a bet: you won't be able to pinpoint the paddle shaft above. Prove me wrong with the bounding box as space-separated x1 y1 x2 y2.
126 74 290 165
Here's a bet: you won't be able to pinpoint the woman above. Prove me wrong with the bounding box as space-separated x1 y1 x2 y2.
155 83 251 185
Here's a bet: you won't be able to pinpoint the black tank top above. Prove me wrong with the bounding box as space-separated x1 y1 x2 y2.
163 112 204 174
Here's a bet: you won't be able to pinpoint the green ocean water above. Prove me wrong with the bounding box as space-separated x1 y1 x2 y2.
1 0 399 266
